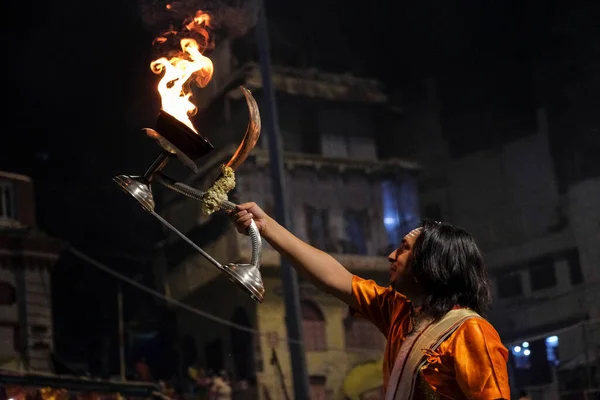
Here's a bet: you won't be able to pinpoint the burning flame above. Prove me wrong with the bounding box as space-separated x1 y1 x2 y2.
150 10 214 133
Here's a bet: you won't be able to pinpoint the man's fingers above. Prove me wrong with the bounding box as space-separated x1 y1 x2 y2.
238 213 254 224
241 220 253 230
236 218 253 234
236 202 256 211
229 203 259 235
233 210 248 220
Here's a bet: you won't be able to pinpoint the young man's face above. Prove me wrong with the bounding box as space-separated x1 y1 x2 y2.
388 228 422 292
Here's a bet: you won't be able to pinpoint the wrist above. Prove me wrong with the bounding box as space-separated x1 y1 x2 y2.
261 215 277 240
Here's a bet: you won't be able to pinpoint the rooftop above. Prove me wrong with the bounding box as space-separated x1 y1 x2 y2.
223 62 389 104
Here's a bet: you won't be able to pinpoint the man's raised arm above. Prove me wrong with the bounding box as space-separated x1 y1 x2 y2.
229 202 357 308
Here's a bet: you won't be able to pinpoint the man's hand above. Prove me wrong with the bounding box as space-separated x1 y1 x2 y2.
228 202 269 236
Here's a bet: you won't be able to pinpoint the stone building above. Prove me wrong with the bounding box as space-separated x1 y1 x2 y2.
0 170 64 372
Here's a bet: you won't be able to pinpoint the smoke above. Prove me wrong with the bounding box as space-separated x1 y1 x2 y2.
140 0 260 41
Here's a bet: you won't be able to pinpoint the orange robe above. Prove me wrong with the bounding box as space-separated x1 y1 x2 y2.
351 276 510 399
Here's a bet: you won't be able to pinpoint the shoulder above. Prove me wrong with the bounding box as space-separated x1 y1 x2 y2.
439 316 511 399
349 275 410 324
351 275 405 299
455 317 503 341
441 316 508 359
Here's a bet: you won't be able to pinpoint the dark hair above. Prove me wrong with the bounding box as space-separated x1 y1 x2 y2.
410 220 492 319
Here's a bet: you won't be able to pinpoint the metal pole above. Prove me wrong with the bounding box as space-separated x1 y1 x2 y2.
255 2 311 399
118 282 126 381
15 248 29 371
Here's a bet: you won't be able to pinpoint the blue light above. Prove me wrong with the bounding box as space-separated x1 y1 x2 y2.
384 217 397 226
513 344 531 369
546 336 558 344
522 342 529 348
545 336 560 365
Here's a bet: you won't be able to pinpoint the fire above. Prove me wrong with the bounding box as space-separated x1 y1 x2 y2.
150 10 214 133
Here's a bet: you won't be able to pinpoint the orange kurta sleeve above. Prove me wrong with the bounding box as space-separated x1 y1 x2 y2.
441 318 511 400
349 275 409 337
350 276 413 391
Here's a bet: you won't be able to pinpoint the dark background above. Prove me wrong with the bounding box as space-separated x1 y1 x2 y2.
1 0 599 377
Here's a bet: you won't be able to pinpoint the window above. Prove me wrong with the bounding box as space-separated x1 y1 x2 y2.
309 375 327 400
321 132 349 158
230 307 253 379
305 206 331 250
32 341 50 350
205 337 224 372
343 209 368 255
0 326 15 356
566 249 584 285
528 258 557 291
496 271 523 299
344 316 384 350
299 107 321 154
510 336 559 370
511 341 531 369
545 336 559 366
301 300 326 351
0 281 16 305
0 323 23 352
0 180 15 219
31 325 48 343
381 179 420 249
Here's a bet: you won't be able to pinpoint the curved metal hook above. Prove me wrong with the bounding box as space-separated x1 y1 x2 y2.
225 86 262 171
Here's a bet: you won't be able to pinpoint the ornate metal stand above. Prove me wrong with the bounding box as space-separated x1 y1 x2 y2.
114 87 264 302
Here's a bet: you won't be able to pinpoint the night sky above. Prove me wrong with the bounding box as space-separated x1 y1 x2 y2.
1 0 598 374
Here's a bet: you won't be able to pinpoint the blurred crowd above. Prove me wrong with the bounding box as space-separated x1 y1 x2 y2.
186 367 234 400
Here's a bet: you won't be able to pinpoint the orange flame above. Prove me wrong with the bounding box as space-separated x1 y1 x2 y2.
150 10 214 133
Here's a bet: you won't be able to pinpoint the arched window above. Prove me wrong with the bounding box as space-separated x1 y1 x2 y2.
230 307 254 380
309 375 327 400
344 313 384 351
181 334 198 368
301 300 326 351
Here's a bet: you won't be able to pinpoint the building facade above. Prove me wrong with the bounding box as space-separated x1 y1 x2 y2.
0 170 64 373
